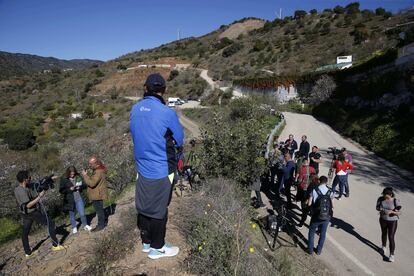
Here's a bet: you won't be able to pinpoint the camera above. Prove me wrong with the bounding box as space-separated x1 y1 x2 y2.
30 174 55 193
327 147 342 160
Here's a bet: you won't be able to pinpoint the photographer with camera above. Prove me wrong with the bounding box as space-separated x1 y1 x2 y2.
14 170 65 258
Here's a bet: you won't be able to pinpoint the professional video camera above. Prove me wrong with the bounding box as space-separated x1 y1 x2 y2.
29 174 55 193
327 147 342 160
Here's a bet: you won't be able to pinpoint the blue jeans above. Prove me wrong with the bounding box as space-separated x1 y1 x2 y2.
308 219 330 254
69 199 87 228
331 174 349 197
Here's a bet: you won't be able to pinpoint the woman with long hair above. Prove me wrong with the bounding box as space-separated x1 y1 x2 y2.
331 154 352 200
59 166 92 233
376 187 402 262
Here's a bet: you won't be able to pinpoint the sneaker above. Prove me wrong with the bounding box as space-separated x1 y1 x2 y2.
25 250 38 259
297 224 304 230
380 246 386 255
92 226 105 232
84 225 92 231
336 196 342 201
52 245 66 252
307 248 313 255
148 244 179 259
345 194 349 198
389 255 395 262
142 243 151 253
72 228 78 234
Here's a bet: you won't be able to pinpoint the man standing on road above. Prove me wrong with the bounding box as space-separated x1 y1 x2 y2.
130 73 184 259
298 135 310 160
309 146 322 174
295 159 316 229
81 156 108 232
284 134 298 158
307 176 333 255
281 153 295 208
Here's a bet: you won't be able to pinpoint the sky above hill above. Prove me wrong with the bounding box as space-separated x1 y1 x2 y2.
0 0 412 61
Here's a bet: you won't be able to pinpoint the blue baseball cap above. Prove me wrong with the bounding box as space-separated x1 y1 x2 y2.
144 73 166 91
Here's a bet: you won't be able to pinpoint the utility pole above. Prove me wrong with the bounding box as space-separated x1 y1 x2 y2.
177 28 180 40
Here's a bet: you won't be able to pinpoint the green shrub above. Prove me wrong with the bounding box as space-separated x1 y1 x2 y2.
4 127 35 150
0 218 21 245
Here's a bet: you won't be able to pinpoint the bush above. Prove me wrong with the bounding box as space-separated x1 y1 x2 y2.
4 127 35 150
222 43 243 57
294 10 307 19
168 69 179 81
200 98 274 186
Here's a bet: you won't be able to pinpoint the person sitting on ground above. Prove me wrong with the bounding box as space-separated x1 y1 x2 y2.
14 170 65 258
81 156 108 232
298 135 310 160
130 73 184 259
309 146 322 175
307 176 333 255
59 166 92 234
284 134 298 158
376 187 402 262
331 154 353 200
295 159 316 229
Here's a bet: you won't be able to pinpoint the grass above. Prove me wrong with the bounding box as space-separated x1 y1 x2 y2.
0 218 22 245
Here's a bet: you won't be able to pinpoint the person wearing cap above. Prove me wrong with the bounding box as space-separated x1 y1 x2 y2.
130 73 184 259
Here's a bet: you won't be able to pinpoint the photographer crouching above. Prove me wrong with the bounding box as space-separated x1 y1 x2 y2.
14 170 65 258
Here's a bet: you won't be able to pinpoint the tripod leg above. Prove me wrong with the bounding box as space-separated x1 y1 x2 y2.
272 222 280 249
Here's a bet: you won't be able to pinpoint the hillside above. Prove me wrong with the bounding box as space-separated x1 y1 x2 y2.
115 5 408 83
0 51 102 79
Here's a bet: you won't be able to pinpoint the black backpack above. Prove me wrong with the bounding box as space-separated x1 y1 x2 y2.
314 188 332 220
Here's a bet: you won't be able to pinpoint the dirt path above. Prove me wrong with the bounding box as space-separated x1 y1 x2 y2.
274 112 414 276
176 109 201 139
0 112 202 275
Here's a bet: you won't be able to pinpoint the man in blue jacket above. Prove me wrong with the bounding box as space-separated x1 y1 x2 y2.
130 73 184 259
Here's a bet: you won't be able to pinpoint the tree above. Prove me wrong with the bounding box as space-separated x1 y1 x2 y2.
361 9 374 19
294 10 307 19
352 24 370 44
95 69 105 78
333 5 345 14
309 9 318 15
252 40 267 52
305 75 336 104
222 43 243 57
345 2 360 14
4 127 35 150
168 70 179 81
375 7 386 16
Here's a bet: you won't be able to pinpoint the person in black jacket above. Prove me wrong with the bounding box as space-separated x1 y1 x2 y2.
299 135 310 160
59 166 92 234
284 134 298 157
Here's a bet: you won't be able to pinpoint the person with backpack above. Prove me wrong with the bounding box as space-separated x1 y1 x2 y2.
295 159 316 229
307 176 333 255
376 187 402 262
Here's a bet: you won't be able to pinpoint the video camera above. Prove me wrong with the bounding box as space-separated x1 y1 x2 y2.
327 147 342 160
30 174 55 193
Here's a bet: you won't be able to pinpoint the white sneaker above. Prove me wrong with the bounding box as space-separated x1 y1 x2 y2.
389 254 395 262
148 244 179 259
84 225 92 231
380 246 386 255
72 228 78 234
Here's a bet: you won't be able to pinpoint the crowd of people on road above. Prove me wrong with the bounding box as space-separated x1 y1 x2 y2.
257 132 402 262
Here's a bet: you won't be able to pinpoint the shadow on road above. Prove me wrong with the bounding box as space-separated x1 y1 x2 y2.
330 216 383 256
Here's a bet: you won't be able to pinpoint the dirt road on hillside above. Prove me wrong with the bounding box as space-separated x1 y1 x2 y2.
271 112 414 276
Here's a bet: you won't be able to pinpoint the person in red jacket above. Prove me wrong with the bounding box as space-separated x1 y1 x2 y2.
331 154 353 200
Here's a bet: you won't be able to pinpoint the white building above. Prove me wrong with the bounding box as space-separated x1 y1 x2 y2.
71 113 82 119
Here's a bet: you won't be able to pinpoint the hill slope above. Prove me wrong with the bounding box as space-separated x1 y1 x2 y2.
0 51 103 79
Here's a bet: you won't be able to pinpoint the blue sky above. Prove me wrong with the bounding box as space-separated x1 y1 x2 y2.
0 0 412 61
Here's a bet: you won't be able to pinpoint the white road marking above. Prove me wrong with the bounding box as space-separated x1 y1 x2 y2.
326 233 376 276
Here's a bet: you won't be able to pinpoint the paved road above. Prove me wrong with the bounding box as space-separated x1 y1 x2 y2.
277 112 414 276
